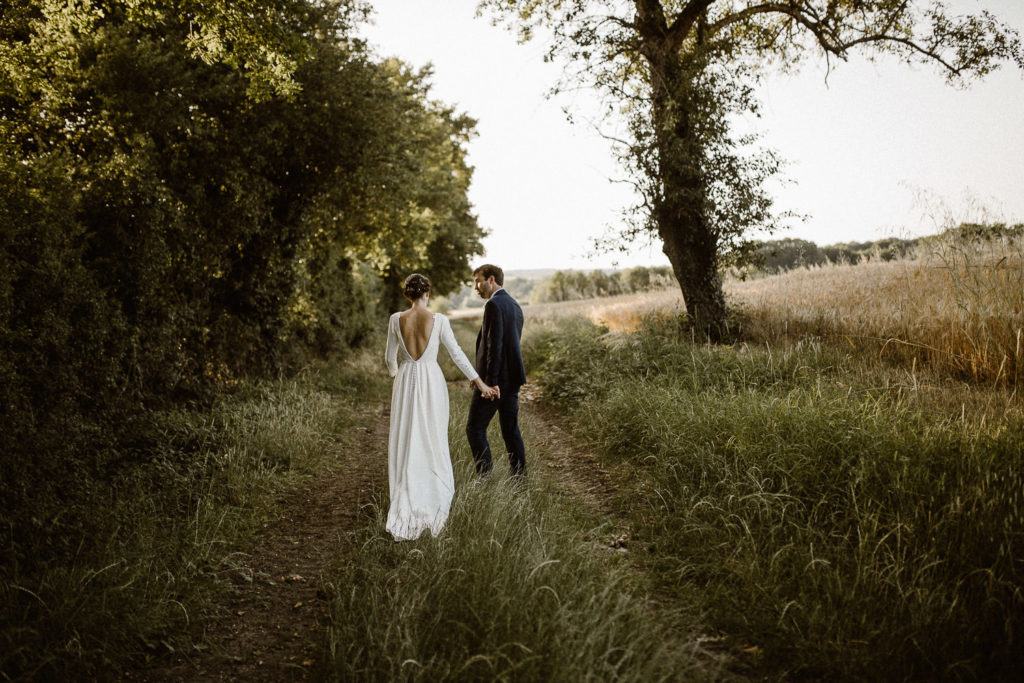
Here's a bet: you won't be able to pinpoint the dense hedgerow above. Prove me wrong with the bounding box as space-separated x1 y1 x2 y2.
1 0 481 585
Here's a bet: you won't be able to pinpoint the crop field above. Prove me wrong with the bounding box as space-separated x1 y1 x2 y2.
523 232 1023 389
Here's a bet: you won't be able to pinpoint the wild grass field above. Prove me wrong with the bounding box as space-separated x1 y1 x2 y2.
0 352 387 679
520 229 1024 679
322 392 714 682
527 317 1023 679
530 228 1023 389
318 318 722 681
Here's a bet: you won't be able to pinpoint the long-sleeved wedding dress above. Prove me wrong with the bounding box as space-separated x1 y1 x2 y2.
385 312 479 540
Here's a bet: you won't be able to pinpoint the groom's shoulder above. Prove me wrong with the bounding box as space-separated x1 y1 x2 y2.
493 290 517 307
501 290 522 309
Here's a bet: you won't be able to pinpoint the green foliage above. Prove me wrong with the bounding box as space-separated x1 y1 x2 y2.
521 316 612 402
323 390 711 681
360 60 485 313
529 318 1024 679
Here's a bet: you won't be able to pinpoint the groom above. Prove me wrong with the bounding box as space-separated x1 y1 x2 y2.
466 264 527 478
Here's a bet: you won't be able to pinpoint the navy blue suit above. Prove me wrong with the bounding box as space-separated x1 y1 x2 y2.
466 289 527 476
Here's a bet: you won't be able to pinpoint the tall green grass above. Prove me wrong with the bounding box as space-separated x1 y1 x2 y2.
526 316 1024 680
0 352 385 679
322 386 716 681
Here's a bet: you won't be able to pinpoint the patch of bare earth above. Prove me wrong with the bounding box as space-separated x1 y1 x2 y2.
128 403 390 682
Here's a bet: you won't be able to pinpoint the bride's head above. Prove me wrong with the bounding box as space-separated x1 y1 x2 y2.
403 273 431 302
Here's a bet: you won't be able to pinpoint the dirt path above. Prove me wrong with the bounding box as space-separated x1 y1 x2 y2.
131 403 391 682
130 384 703 680
519 385 625 519
520 385 650 560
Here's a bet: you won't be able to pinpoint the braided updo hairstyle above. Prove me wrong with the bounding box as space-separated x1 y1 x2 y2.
403 273 431 301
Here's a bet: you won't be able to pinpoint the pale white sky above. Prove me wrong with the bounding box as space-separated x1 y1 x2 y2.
360 0 1024 271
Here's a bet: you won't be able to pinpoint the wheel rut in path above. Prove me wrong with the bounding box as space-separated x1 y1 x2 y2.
519 384 626 524
130 403 390 682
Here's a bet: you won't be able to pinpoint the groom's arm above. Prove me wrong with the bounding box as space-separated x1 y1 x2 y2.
483 300 504 386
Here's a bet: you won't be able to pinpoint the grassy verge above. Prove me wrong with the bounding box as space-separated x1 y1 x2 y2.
321 384 717 681
0 350 386 680
525 315 1024 680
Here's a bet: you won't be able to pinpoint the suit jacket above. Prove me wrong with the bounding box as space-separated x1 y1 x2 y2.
475 289 527 390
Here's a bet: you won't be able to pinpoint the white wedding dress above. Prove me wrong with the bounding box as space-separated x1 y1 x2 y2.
385 312 479 540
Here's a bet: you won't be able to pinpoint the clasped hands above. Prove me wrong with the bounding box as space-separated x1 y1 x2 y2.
471 378 500 401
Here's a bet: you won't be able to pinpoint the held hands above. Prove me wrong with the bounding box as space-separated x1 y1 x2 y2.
471 378 500 400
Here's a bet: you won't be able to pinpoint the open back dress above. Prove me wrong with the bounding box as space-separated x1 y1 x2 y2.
384 312 479 540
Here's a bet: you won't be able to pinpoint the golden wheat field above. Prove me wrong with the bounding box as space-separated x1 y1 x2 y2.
510 234 1024 388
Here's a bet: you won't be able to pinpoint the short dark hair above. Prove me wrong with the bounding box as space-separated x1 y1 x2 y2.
472 264 504 286
403 273 431 300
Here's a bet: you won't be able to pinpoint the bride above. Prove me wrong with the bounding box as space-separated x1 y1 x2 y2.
384 273 497 540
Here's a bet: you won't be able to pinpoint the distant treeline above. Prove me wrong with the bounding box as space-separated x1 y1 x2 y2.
749 222 1024 274
531 266 675 303
441 276 542 310
459 223 1024 309
1 2 482 568
752 237 916 272
438 266 676 308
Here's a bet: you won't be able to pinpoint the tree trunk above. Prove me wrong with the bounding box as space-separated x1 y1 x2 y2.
659 212 729 341
645 41 730 341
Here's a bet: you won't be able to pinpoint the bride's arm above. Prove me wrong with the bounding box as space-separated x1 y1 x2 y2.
439 313 489 378
385 314 399 377
439 317 497 398
439 316 478 380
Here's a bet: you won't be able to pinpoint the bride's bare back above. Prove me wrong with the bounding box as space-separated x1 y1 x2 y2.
399 308 435 360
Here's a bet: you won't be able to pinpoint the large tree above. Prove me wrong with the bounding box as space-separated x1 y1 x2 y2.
482 0 1022 338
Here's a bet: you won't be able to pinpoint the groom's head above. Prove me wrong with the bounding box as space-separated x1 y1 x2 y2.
472 264 503 299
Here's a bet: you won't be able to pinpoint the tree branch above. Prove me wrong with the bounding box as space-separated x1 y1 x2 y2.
707 1 965 75
599 14 636 32
667 0 717 49
633 0 668 38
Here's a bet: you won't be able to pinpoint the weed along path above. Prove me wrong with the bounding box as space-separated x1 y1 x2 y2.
134 403 391 682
